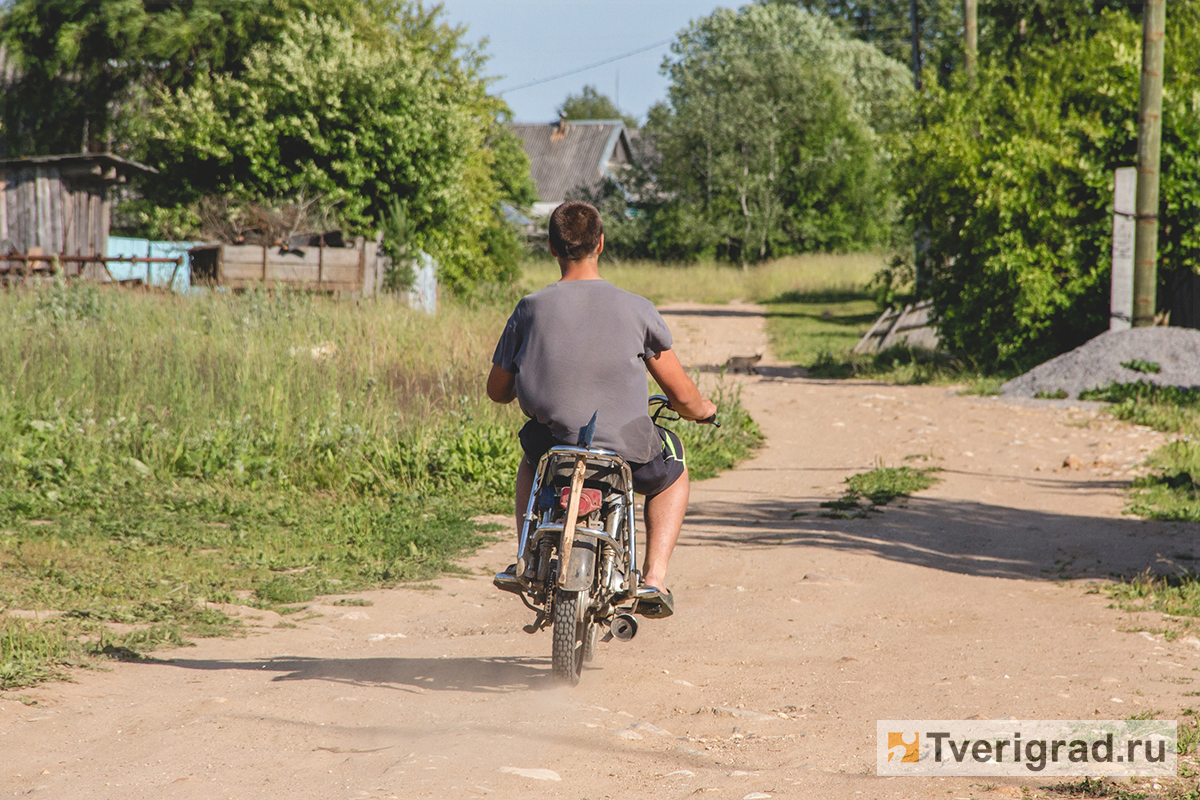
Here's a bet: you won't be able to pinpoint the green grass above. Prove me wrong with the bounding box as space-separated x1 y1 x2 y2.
761 289 879 367
653 381 763 481
0 281 762 688
520 252 885 305
1121 358 1162 374
760 285 999 388
1079 382 1200 523
1105 571 1200 620
819 464 941 519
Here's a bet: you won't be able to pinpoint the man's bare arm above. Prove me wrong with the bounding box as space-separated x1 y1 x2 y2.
645 349 717 421
487 363 517 404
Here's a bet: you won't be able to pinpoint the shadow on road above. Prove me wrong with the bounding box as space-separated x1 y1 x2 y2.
688 363 810 379
683 493 1199 581
162 655 553 692
659 308 764 318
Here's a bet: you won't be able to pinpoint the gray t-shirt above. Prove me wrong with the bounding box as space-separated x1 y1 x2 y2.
492 279 673 463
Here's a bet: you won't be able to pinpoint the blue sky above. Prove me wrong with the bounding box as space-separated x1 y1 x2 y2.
437 1 737 125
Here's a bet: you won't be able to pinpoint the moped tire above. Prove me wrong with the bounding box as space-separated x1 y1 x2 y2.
551 588 587 685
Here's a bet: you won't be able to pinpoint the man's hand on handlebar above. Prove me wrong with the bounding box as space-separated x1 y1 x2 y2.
679 398 718 423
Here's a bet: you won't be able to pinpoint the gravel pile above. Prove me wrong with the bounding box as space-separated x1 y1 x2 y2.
1001 327 1200 399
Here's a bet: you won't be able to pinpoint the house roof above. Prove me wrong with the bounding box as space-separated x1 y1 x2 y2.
0 153 158 176
509 120 631 207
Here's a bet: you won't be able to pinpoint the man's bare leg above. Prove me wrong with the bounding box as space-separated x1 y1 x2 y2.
514 456 535 539
641 468 689 590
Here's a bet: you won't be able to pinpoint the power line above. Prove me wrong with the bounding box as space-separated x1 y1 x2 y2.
496 38 673 94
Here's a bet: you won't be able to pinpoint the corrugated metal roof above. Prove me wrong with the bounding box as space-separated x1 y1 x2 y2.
509 120 631 206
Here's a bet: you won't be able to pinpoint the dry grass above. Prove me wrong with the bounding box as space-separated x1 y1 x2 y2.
520 252 885 304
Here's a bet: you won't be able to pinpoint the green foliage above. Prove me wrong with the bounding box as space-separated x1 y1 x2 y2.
0 284 762 686
766 290 879 367
1122 359 1162 375
0 0 381 154
783 0 965 83
0 619 85 689
1127 439 1200 523
668 383 764 482
628 5 911 264
899 4 1200 371
1034 389 1069 400
784 0 1145 86
1080 381 1200 523
1106 571 1200 619
821 464 940 518
1078 382 1200 431
0 1 536 296
557 85 638 129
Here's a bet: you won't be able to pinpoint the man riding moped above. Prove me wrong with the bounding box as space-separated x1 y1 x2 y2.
487 201 716 618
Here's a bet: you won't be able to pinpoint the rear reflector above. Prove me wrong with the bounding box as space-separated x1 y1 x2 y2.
559 487 603 516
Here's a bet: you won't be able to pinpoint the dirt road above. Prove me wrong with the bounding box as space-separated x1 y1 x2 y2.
4 303 1197 800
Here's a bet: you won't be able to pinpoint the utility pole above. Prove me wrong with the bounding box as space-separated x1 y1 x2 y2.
964 0 977 77
909 0 924 291
1133 0 1166 327
909 0 922 90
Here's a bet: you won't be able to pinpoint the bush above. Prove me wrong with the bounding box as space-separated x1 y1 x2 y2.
899 4 1200 371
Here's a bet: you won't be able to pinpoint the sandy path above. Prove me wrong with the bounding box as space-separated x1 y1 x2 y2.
3 303 1197 800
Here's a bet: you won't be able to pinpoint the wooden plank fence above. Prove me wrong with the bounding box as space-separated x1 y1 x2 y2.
189 238 383 296
854 299 941 354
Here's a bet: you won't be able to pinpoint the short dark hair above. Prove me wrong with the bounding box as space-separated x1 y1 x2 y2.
548 201 603 261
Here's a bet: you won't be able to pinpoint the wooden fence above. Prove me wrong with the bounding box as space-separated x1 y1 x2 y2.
189 238 383 296
854 300 941 354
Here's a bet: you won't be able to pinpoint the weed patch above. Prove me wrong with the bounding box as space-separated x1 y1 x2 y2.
1078 382 1200 522
820 464 940 519
1121 359 1162 375
1104 572 1200 620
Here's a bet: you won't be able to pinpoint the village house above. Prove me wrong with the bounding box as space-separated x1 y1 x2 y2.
508 119 633 216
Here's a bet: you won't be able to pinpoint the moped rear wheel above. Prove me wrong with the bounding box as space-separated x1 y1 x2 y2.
551 588 587 685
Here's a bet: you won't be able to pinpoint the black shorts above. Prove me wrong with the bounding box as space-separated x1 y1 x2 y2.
518 420 686 497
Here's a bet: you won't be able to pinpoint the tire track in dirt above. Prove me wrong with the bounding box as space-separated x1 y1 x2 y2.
1 303 1195 799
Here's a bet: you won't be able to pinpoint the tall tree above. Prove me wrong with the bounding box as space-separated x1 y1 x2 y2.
773 0 1147 85
644 4 911 264
773 0 964 84
0 0 384 155
556 86 637 129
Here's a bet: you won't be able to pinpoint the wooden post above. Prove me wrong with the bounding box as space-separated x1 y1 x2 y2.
964 0 978 77
1133 0 1166 327
556 456 588 588
317 234 324 291
1111 167 1137 331
261 244 268 284
355 235 366 296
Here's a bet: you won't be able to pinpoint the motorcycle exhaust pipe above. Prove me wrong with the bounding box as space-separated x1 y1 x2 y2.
610 613 638 642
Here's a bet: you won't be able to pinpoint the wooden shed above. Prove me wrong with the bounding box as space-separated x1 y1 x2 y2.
0 153 157 271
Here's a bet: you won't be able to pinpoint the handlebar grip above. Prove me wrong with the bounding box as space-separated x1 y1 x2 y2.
701 414 721 427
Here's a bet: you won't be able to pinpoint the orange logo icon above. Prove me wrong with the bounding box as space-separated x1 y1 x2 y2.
888 731 920 763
